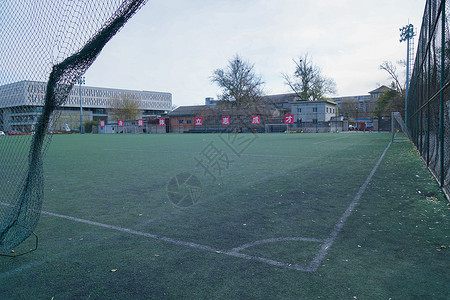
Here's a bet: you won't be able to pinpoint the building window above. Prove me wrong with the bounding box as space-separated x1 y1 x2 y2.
313 107 317 112
297 108 301 113
186 120 192 124
178 119 184 124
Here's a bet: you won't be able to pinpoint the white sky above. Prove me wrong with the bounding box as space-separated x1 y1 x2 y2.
84 0 426 106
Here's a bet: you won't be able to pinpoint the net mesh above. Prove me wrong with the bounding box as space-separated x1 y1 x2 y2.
407 0 449 195
391 112 409 141
0 0 147 250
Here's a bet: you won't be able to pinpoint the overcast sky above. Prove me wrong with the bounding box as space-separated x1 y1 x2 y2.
84 0 426 106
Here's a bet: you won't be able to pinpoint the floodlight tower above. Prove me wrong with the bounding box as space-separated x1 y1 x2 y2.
399 23 416 126
77 76 85 134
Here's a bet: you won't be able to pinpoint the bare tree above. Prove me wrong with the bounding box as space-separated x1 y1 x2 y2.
211 54 264 107
375 84 404 117
283 53 336 101
379 61 405 96
378 60 408 117
111 94 140 121
340 98 359 119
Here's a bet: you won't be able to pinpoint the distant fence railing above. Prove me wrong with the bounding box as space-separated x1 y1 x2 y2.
168 121 348 134
407 0 449 195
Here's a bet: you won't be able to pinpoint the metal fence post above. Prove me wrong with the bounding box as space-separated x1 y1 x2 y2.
440 0 446 186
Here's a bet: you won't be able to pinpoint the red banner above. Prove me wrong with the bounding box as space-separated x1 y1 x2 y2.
118 120 123 127
159 118 165 126
137 119 143 127
284 114 294 124
100 120 105 127
251 115 260 125
222 116 230 125
195 117 203 126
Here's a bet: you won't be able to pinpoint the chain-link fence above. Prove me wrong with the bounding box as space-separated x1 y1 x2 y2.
407 0 449 195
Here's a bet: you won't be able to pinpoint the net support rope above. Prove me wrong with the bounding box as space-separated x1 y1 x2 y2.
0 0 147 251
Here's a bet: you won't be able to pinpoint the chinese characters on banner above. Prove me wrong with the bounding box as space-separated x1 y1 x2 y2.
251 115 260 125
100 120 105 127
137 119 144 127
159 118 165 126
118 120 124 127
222 116 230 125
194 113 267 181
284 114 294 124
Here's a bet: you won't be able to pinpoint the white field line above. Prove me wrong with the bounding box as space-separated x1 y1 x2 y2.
36 210 313 271
308 141 392 272
1 140 392 272
229 237 325 253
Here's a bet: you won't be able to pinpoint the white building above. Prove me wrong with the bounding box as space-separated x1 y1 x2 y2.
291 100 337 123
331 86 391 118
0 80 172 132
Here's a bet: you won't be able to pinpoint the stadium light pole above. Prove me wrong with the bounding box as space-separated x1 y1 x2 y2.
77 76 85 134
399 23 416 127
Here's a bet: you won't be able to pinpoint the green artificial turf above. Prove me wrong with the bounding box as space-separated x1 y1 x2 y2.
0 132 448 299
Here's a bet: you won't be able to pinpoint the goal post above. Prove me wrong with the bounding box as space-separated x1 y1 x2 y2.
391 112 409 142
265 123 289 133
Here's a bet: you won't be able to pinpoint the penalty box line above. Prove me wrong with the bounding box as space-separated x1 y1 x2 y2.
38 210 314 272
308 140 393 272
1 140 392 272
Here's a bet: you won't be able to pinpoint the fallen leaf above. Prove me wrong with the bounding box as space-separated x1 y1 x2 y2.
110 269 118 272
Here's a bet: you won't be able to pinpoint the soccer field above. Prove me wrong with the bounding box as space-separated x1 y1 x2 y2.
1 132 448 299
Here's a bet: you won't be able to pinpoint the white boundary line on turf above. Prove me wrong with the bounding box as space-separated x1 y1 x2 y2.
1 141 392 273
229 237 325 253
308 141 392 272
36 210 316 272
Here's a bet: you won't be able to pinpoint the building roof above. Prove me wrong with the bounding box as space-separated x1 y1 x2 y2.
369 85 391 94
332 95 371 102
290 100 337 106
262 93 298 104
0 80 172 110
167 105 210 116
